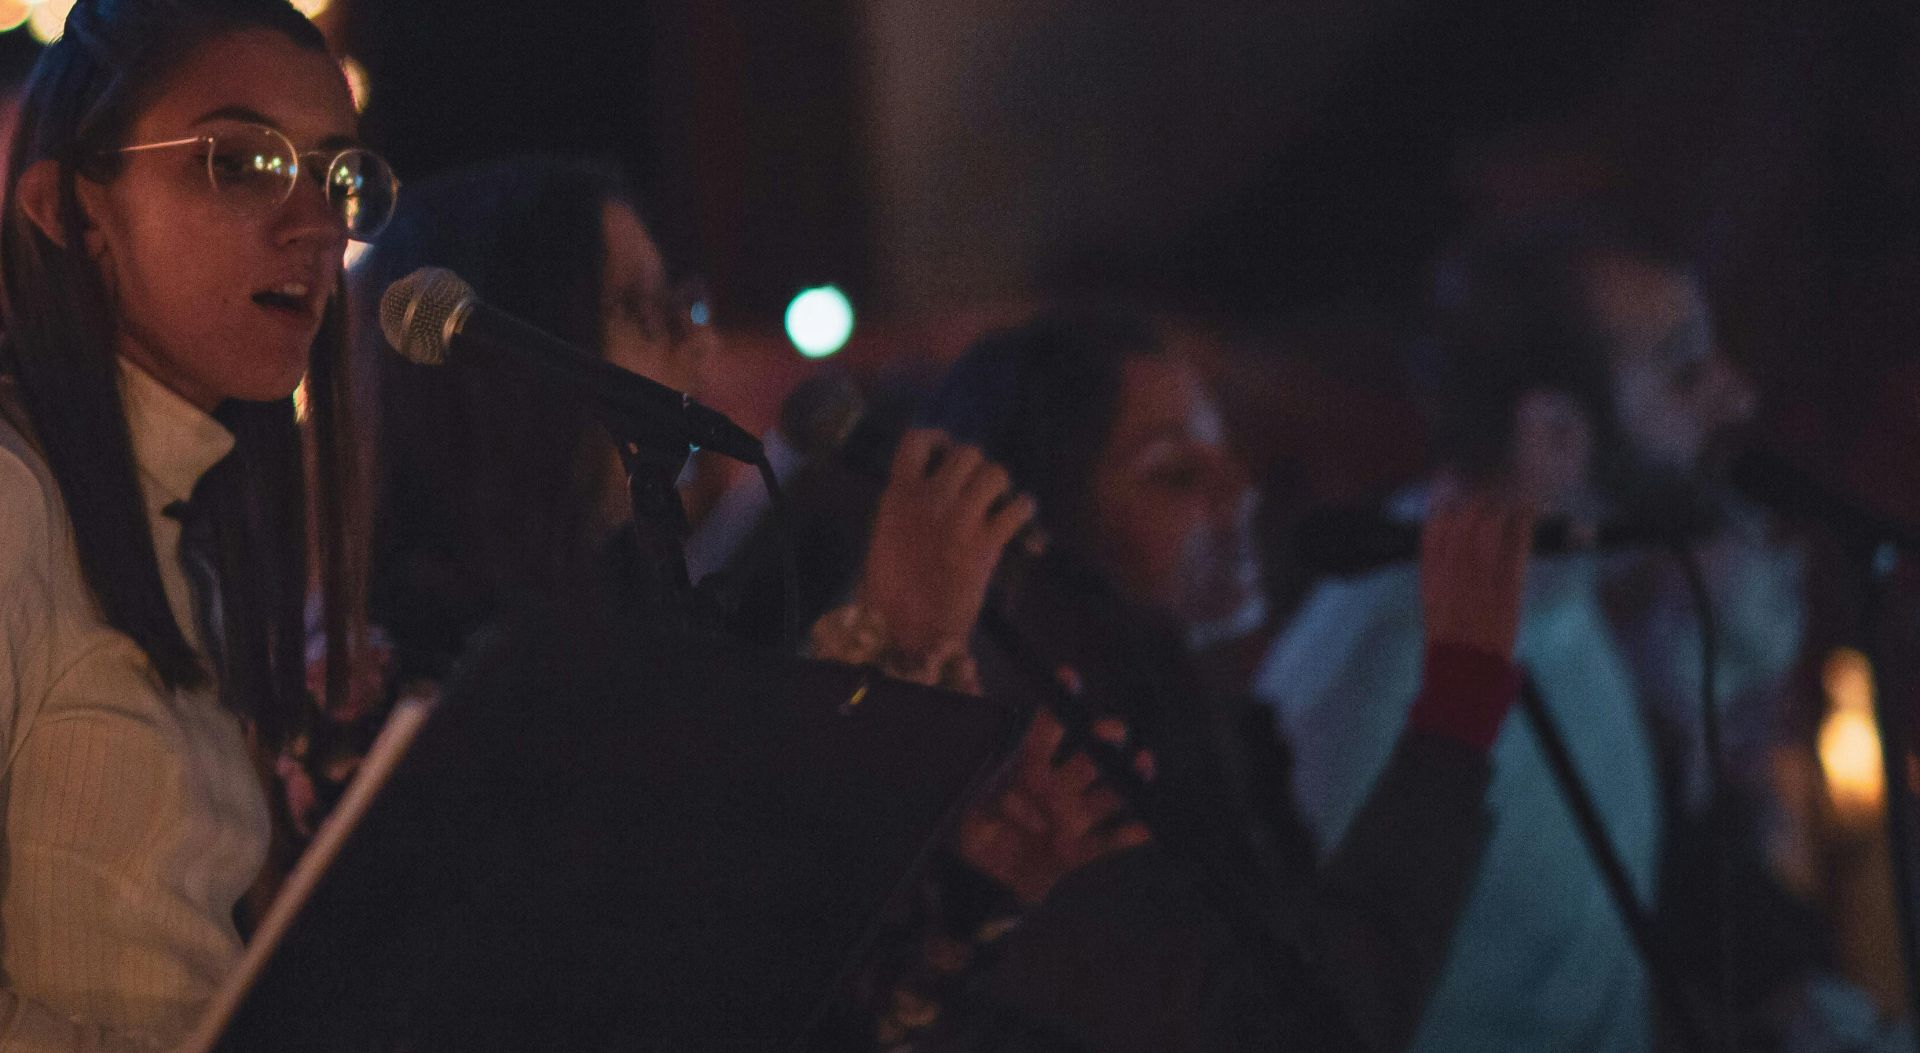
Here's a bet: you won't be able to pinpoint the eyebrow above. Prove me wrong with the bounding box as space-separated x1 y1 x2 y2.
190 105 358 152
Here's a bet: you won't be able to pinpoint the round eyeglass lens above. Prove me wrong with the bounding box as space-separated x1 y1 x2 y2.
327 149 397 239
205 125 299 206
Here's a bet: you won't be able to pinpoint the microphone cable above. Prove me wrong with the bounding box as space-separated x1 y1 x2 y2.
1518 674 1714 1053
753 451 803 651
1667 538 1735 1052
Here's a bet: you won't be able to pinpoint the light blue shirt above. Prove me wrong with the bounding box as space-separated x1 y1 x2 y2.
1257 505 1661 1052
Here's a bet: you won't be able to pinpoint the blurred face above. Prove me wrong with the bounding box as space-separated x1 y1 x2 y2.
1583 255 1755 476
1087 354 1260 630
599 200 713 396
590 201 718 533
78 29 357 410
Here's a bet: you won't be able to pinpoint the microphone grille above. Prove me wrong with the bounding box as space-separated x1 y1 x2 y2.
777 372 866 461
379 266 475 366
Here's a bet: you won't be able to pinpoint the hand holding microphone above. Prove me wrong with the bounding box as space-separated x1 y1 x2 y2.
855 428 1038 659
836 429 1152 904
1420 489 1539 659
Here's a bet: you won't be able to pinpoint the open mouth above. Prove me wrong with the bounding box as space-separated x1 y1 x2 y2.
252 282 315 317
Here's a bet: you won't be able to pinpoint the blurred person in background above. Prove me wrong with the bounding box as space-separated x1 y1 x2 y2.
348 156 713 682
329 156 1157 1050
281 156 718 827
1257 216 1900 1052
802 309 1540 1053
1582 241 1910 1050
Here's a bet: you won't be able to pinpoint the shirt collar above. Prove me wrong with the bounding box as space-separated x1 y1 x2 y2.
119 357 237 507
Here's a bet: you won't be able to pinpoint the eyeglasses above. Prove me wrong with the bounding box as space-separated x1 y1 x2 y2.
610 274 713 347
670 275 713 343
115 122 400 241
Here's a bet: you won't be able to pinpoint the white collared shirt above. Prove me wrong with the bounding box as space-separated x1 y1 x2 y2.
1256 483 1660 1053
0 360 271 1051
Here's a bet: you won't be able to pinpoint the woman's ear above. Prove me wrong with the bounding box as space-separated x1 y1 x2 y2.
14 158 109 259
15 158 70 248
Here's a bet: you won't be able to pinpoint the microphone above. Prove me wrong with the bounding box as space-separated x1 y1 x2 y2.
1293 506 1693 577
777 371 867 462
779 375 1046 549
777 372 920 482
379 267 763 465
1729 447 1920 552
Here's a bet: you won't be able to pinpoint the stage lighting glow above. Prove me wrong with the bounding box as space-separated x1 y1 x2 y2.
0 1 32 33
291 375 309 423
1820 647 1886 822
290 0 331 17
785 285 854 359
343 239 371 270
341 56 370 113
27 0 74 43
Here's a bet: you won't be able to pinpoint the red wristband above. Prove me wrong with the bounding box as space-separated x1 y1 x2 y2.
1407 642 1521 752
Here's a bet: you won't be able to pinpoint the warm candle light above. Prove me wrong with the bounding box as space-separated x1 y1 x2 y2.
1820 648 1887 822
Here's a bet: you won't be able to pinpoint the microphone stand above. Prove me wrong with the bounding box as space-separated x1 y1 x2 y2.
1728 449 1920 1044
605 423 698 633
1515 676 1713 1052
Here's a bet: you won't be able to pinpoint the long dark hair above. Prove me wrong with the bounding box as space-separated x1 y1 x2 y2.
0 0 357 749
349 156 632 670
923 309 1166 556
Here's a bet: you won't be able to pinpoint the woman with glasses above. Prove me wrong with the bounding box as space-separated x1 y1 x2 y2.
321 157 714 704
0 0 395 1046
277 157 716 837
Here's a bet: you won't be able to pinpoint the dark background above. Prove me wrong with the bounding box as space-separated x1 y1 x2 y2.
315 0 1919 499
9 0 1911 483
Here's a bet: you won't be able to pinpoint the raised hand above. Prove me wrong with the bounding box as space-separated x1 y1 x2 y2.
856 428 1037 657
1419 489 1539 659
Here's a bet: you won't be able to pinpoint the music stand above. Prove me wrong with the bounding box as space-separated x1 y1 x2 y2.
186 590 1024 1052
